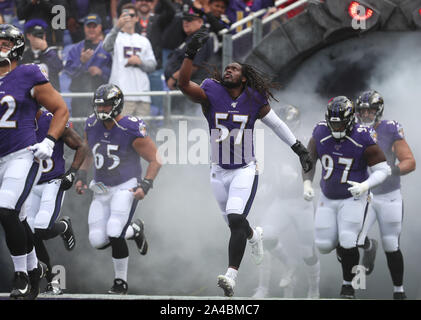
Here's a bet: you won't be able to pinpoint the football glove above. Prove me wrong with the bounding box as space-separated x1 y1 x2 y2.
303 180 315 201
347 180 369 198
136 178 154 195
28 135 55 160
291 140 313 173
185 26 209 60
60 167 77 191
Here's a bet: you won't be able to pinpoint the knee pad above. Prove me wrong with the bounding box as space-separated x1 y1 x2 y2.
35 228 55 240
316 240 335 254
109 237 129 259
382 235 399 252
107 217 126 239
227 213 251 236
339 231 357 249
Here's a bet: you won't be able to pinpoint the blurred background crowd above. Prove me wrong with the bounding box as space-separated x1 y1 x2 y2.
2 0 304 122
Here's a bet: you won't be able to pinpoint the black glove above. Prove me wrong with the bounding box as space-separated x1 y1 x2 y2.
60 167 77 191
185 26 209 60
291 140 313 173
136 178 154 195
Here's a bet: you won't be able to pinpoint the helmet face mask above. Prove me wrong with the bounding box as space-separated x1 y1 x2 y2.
355 90 384 127
0 24 25 63
93 84 124 121
325 96 355 139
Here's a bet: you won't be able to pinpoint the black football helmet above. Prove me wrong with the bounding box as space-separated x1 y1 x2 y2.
93 84 124 121
0 24 25 62
355 90 384 127
325 96 355 139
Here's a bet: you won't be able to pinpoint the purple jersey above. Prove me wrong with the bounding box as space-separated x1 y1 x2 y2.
313 121 377 199
85 115 147 186
36 111 67 184
0 64 49 157
201 78 267 170
371 120 404 195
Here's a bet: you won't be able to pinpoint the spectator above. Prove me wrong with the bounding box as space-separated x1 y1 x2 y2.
64 13 112 117
164 7 214 114
0 0 15 24
20 19 63 91
15 0 67 46
67 0 116 44
225 0 273 33
103 3 157 118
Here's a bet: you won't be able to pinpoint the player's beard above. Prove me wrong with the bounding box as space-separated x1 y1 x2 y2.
221 77 242 89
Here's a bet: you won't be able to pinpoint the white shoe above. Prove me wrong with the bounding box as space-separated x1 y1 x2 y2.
279 265 296 288
307 285 320 299
250 227 264 265
217 275 235 297
252 286 268 298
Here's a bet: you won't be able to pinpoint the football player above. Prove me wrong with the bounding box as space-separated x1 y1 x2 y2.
0 24 69 299
355 90 415 299
303 96 390 299
19 109 89 295
75 83 161 294
177 28 313 297
253 105 320 299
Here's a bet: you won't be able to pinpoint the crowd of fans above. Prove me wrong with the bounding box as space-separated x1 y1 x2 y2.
3 0 305 118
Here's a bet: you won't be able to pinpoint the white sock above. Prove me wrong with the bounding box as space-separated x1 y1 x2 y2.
125 225 135 239
26 248 38 271
225 267 238 281
11 254 27 274
112 257 128 282
343 280 352 286
248 228 259 243
393 286 404 293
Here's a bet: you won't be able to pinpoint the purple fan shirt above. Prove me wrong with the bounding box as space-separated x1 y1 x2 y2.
371 120 404 195
0 64 49 157
36 111 67 184
201 78 267 170
312 121 377 199
85 115 147 186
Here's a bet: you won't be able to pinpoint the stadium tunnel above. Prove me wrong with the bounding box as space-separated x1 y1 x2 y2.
244 0 421 98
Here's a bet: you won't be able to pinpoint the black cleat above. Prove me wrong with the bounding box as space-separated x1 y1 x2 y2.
26 261 48 300
340 285 355 299
362 239 378 275
60 216 76 251
393 292 407 300
10 272 31 300
108 278 128 295
130 219 148 255
43 280 63 295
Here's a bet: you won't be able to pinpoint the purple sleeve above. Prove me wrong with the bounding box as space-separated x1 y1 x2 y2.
125 117 148 140
24 64 49 85
391 121 405 141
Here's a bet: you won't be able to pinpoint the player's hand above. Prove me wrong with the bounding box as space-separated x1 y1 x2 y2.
75 180 88 194
347 180 369 198
130 178 153 200
303 180 314 201
291 140 313 173
185 26 209 60
60 168 77 191
28 136 55 160
130 186 146 200
75 170 88 194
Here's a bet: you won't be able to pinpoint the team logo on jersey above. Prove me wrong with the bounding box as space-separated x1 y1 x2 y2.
369 129 377 143
104 132 110 138
397 124 405 139
334 144 341 151
139 123 147 136
231 102 238 109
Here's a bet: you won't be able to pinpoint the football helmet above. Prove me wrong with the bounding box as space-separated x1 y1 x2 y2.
0 24 25 62
93 84 124 121
325 96 355 139
355 90 384 127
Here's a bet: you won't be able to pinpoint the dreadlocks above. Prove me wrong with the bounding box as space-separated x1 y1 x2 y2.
211 62 281 102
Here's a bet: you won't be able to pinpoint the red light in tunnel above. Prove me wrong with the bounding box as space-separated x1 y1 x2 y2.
349 1 374 21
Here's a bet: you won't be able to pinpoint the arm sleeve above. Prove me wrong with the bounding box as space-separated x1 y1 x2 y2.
103 27 120 53
260 109 297 147
365 161 391 189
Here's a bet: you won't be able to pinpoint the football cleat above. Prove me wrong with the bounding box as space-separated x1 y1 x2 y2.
279 265 296 288
340 284 355 299
60 216 76 251
25 261 48 300
361 239 378 275
250 227 264 265
9 272 31 299
43 280 63 295
217 275 235 297
393 292 407 300
130 219 148 255
108 278 128 295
